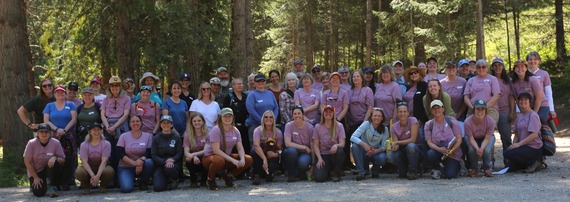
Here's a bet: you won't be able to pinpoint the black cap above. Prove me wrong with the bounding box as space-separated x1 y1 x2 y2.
67 82 79 91
427 56 437 63
294 60 303 65
87 123 103 130
254 73 266 82
518 92 532 101
37 124 51 132
180 72 190 80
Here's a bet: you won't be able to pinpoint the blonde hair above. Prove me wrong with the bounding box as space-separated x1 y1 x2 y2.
319 108 337 141
186 113 208 151
198 82 215 101
85 126 105 143
215 112 235 150
257 110 278 140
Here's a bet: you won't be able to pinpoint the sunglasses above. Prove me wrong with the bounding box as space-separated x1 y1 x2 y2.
409 71 419 75
340 72 349 75
264 116 274 119
202 88 211 91
140 86 152 91
312 69 321 73
476 66 487 69
42 84 53 88
397 101 408 106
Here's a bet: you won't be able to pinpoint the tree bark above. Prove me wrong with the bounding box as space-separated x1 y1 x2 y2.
513 7 520 60
365 0 372 66
231 0 247 78
476 0 486 59
0 0 34 169
116 0 134 80
305 0 315 67
555 0 566 71
328 0 338 71
99 0 113 85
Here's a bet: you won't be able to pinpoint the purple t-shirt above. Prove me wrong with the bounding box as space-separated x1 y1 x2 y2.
102 95 131 118
79 140 112 168
404 85 417 116
464 115 495 139
321 88 349 118
391 117 419 143
347 87 374 126
253 126 284 148
131 101 159 133
203 126 241 156
424 118 463 161
284 121 313 151
23 138 66 177
117 131 153 168
531 69 552 87
340 83 351 92
43 101 77 129
183 131 207 152
512 76 548 107
313 122 346 155
496 79 513 113
374 82 402 125
312 82 324 92
440 77 467 114
294 88 322 124
514 111 543 149
464 74 501 109
69 98 82 108
424 74 446 82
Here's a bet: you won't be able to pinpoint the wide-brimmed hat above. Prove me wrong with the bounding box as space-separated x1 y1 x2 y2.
404 66 426 82
139 72 159 86
108 76 127 89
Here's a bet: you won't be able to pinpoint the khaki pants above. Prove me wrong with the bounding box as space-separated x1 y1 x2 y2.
75 165 114 189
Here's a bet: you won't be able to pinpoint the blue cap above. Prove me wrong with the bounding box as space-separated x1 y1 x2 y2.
180 72 190 80
160 115 173 123
363 66 374 73
458 59 470 67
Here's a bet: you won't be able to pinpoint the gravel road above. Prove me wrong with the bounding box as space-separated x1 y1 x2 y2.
1 135 569 202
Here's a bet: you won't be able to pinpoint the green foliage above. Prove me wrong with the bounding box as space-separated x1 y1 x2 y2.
0 148 28 187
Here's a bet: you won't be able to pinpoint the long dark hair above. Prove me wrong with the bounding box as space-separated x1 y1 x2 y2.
511 61 533 83
490 63 511 84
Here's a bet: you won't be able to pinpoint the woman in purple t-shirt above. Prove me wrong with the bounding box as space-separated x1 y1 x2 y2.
283 106 314 182
116 115 154 193
464 100 495 177
345 70 374 169
313 105 346 182
387 102 421 180
183 113 208 188
131 86 160 134
511 60 547 119
491 59 515 152
76 123 114 193
374 65 402 126
251 110 283 185
294 73 321 125
504 93 543 173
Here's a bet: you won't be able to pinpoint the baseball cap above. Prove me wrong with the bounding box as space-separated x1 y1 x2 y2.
294 60 303 65
458 59 470 67
492 58 504 65
160 115 173 123
330 72 341 79
445 61 456 68
473 99 487 109
220 108 234 116
518 92 532 101
427 57 437 63
311 65 323 71
430 100 444 108
82 87 94 94
54 85 66 93
179 73 190 81
363 66 374 74
87 123 103 130
67 82 79 91
322 105 335 112
37 123 51 132
217 67 228 74
254 73 266 82
90 77 102 84
392 60 404 67
209 77 221 84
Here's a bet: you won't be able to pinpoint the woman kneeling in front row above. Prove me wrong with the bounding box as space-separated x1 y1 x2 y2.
76 123 114 193
313 105 345 182
24 124 65 197
388 101 421 180
351 108 389 181
152 115 183 191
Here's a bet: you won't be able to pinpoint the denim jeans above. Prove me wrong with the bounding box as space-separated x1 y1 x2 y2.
283 147 311 178
387 143 420 173
313 150 345 182
497 112 512 152
426 149 460 179
153 163 179 192
117 159 154 193
503 145 543 172
351 143 387 175
538 106 549 124
467 136 495 170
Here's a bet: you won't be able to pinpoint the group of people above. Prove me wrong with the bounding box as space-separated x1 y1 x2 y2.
17 52 555 197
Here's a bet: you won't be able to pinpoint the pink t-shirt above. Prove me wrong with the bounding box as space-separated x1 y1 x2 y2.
284 121 313 151
312 122 346 155
374 82 402 125
440 77 467 114
347 87 374 126
117 131 153 168
79 140 112 168
183 131 207 153
511 76 547 107
464 74 501 109
531 69 552 87
496 79 513 113
130 101 159 133
404 85 417 116
391 117 419 143
253 126 284 148
203 126 241 156
321 88 349 118
514 111 543 149
464 115 495 139
424 118 463 161
294 88 322 123
101 95 131 118
23 138 66 177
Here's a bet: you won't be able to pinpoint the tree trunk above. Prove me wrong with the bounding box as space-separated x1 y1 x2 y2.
476 0 486 59
0 0 34 169
305 0 315 67
100 0 113 85
504 0 512 69
365 0 372 66
244 0 254 74
555 0 566 72
116 0 134 79
513 8 520 60
230 0 254 78
328 0 338 71
377 0 383 67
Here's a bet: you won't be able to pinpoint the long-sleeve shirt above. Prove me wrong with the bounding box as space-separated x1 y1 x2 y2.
246 90 279 128
151 132 183 166
350 121 389 150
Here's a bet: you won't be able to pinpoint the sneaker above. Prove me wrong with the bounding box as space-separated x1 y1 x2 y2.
467 169 477 177
221 175 235 187
484 170 493 177
206 178 218 191
407 171 418 180
168 179 179 190
48 186 58 198
523 161 541 173
431 170 441 180
265 174 274 182
459 160 467 176
355 173 365 181
252 175 261 185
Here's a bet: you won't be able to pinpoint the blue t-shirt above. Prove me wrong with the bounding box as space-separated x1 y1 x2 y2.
43 101 77 128
162 98 188 134
246 90 279 128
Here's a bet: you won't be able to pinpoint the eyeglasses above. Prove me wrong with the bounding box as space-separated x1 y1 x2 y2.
264 116 274 119
201 88 211 91
409 71 418 75
476 65 487 69
340 72 349 75
312 69 321 73
42 84 53 88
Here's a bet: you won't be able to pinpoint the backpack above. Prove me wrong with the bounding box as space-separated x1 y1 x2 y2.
540 124 556 156
428 116 454 131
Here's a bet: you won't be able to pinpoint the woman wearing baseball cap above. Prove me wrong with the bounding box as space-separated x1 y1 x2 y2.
151 115 183 191
76 123 114 193
313 105 346 182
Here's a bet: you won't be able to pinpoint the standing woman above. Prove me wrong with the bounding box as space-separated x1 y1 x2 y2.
76 87 102 146
321 72 331 92
526 52 556 122
133 72 162 105
464 100 495 177
174 73 196 109
183 113 208 187
350 108 389 181
23 124 65 197
424 57 446 81
279 73 299 127
440 62 467 121
116 115 154 193
403 66 429 124
251 110 284 185
191 82 221 131
223 78 250 153
423 79 456 119
283 106 314 182
43 85 77 190
131 85 160 134
313 105 345 182
491 58 515 152
424 100 462 179
511 60 547 118
345 70 374 169
268 70 285 129
321 72 349 122
151 115 183 192
76 123 114 193
162 81 189 135
202 108 253 190
374 65 402 126
17 78 55 132
504 93 543 172
246 73 279 148
388 102 421 180
294 73 321 125
463 59 501 124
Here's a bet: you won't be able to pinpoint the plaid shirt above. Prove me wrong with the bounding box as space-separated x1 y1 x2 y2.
279 90 295 124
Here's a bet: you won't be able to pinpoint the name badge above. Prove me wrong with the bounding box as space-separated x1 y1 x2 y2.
310 94 316 97
405 131 411 135
88 111 95 115
47 153 53 156
139 143 146 146
200 140 205 143
415 92 421 94
64 106 71 110
232 137 238 140
257 100 264 103
457 86 463 89
484 79 490 82
293 132 299 136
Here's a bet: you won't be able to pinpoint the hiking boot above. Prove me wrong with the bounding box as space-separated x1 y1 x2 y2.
407 171 418 180
355 173 365 181
100 186 108 193
484 170 493 177
332 175 341 182
398 171 408 178
168 178 179 190
206 178 219 191
468 169 477 177
431 170 441 180
371 172 379 178
252 175 261 185
222 175 235 187
524 160 541 173
265 173 274 182
139 181 149 191
48 186 58 198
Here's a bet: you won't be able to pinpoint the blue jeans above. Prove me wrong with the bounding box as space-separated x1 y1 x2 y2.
504 145 543 172
283 147 311 178
351 143 387 175
426 149 460 179
497 112 512 152
153 163 180 192
538 106 549 124
313 150 345 182
467 136 495 170
387 143 420 173
117 159 154 193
